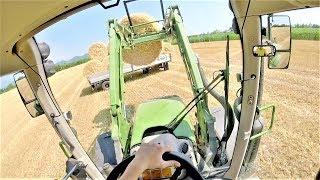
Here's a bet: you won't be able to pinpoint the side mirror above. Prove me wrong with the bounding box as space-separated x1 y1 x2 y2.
13 71 44 118
252 45 276 57
267 14 291 69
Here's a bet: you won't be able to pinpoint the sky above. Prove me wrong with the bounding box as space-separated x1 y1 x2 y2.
1 1 319 88
34 1 235 62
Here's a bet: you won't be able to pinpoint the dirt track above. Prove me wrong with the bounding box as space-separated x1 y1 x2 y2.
0 40 319 178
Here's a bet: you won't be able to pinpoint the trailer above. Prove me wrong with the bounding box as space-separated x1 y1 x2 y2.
88 53 171 90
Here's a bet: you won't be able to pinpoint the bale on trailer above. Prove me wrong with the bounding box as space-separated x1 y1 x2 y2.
119 13 163 65
83 42 109 77
162 42 174 53
88 42 109 62
83 57 109 77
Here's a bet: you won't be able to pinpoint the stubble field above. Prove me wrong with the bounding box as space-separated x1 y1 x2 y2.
0 40 319 178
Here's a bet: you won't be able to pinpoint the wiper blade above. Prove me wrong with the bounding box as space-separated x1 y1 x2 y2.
167 73 224 131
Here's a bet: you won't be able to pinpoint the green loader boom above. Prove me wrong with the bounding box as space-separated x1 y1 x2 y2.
108 6 214 155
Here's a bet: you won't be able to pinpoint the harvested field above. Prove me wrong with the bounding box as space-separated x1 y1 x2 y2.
15 77 35 102
270 26 291 49
0 40 319 178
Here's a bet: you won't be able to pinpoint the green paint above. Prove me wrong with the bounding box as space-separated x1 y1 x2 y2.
108 20 131 148
269 54 280 68
130 96 195 147
171 7 212 144
131 31 167 45
250 104 276 140
59 141 72 158
107 6 215 152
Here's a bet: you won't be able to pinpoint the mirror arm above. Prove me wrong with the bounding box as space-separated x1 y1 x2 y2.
94 0 120 9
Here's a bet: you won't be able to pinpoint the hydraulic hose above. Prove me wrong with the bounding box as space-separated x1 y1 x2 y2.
198 63 235 142
199 66 226 108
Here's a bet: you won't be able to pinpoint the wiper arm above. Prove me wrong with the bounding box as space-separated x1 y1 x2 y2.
167 73 224 131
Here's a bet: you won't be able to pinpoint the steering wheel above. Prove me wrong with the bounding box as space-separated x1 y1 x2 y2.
107 151 204 180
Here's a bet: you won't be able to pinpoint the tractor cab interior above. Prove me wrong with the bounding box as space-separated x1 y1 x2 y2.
1 0 319 179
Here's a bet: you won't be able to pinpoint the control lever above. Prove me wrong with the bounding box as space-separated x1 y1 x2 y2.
62 160 86 180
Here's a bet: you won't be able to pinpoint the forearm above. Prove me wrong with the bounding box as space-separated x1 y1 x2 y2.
119 158 145 180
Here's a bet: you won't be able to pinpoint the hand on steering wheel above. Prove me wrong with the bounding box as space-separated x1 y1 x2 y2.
107 141 204 180
134 142 181 170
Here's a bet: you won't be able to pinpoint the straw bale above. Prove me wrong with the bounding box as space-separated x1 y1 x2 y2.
88 42 109 62
84 42 110 77
162 42 173 53
82 57 109 77
119 13 163 65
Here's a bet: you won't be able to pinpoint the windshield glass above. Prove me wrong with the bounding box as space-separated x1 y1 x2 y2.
1 0 319 178
34 0 240 176
2 0 242 178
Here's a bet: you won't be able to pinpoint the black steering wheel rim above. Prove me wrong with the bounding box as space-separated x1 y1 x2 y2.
107 152 204 180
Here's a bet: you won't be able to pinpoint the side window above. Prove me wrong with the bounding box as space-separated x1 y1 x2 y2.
259 7 319 178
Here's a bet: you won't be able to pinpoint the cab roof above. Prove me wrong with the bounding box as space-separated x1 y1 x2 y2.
0 0 96 75
0 0 318 76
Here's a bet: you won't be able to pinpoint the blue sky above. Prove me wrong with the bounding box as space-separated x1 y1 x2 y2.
35 1 235 62
1 1 319 88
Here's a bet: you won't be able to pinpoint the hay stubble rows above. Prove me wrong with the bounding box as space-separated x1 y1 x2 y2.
0 40 319 178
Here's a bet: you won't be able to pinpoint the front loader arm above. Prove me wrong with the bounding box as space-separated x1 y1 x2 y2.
108 20 131 151
107 6 216 150
170 7 214 145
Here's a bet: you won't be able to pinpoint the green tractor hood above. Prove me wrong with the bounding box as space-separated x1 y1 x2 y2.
130 96 196 148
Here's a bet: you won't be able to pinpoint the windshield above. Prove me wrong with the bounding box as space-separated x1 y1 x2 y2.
34 0 240 177
2 0 318 179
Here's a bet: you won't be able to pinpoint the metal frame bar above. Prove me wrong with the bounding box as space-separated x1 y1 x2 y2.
123 0 166 34
16 38 105 179
170 7 213 144
224 15 262 179
160 0 165 20
95 0 120 9
131 31 167 44
131 20 164 29
250 104 276 140
123 0 135 27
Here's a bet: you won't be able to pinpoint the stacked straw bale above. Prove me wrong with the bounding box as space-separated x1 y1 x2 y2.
83 13 166 77
119 13 163 65
88 42 108 62
83 42 109 77
162 42 173 53
83 60 109 77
